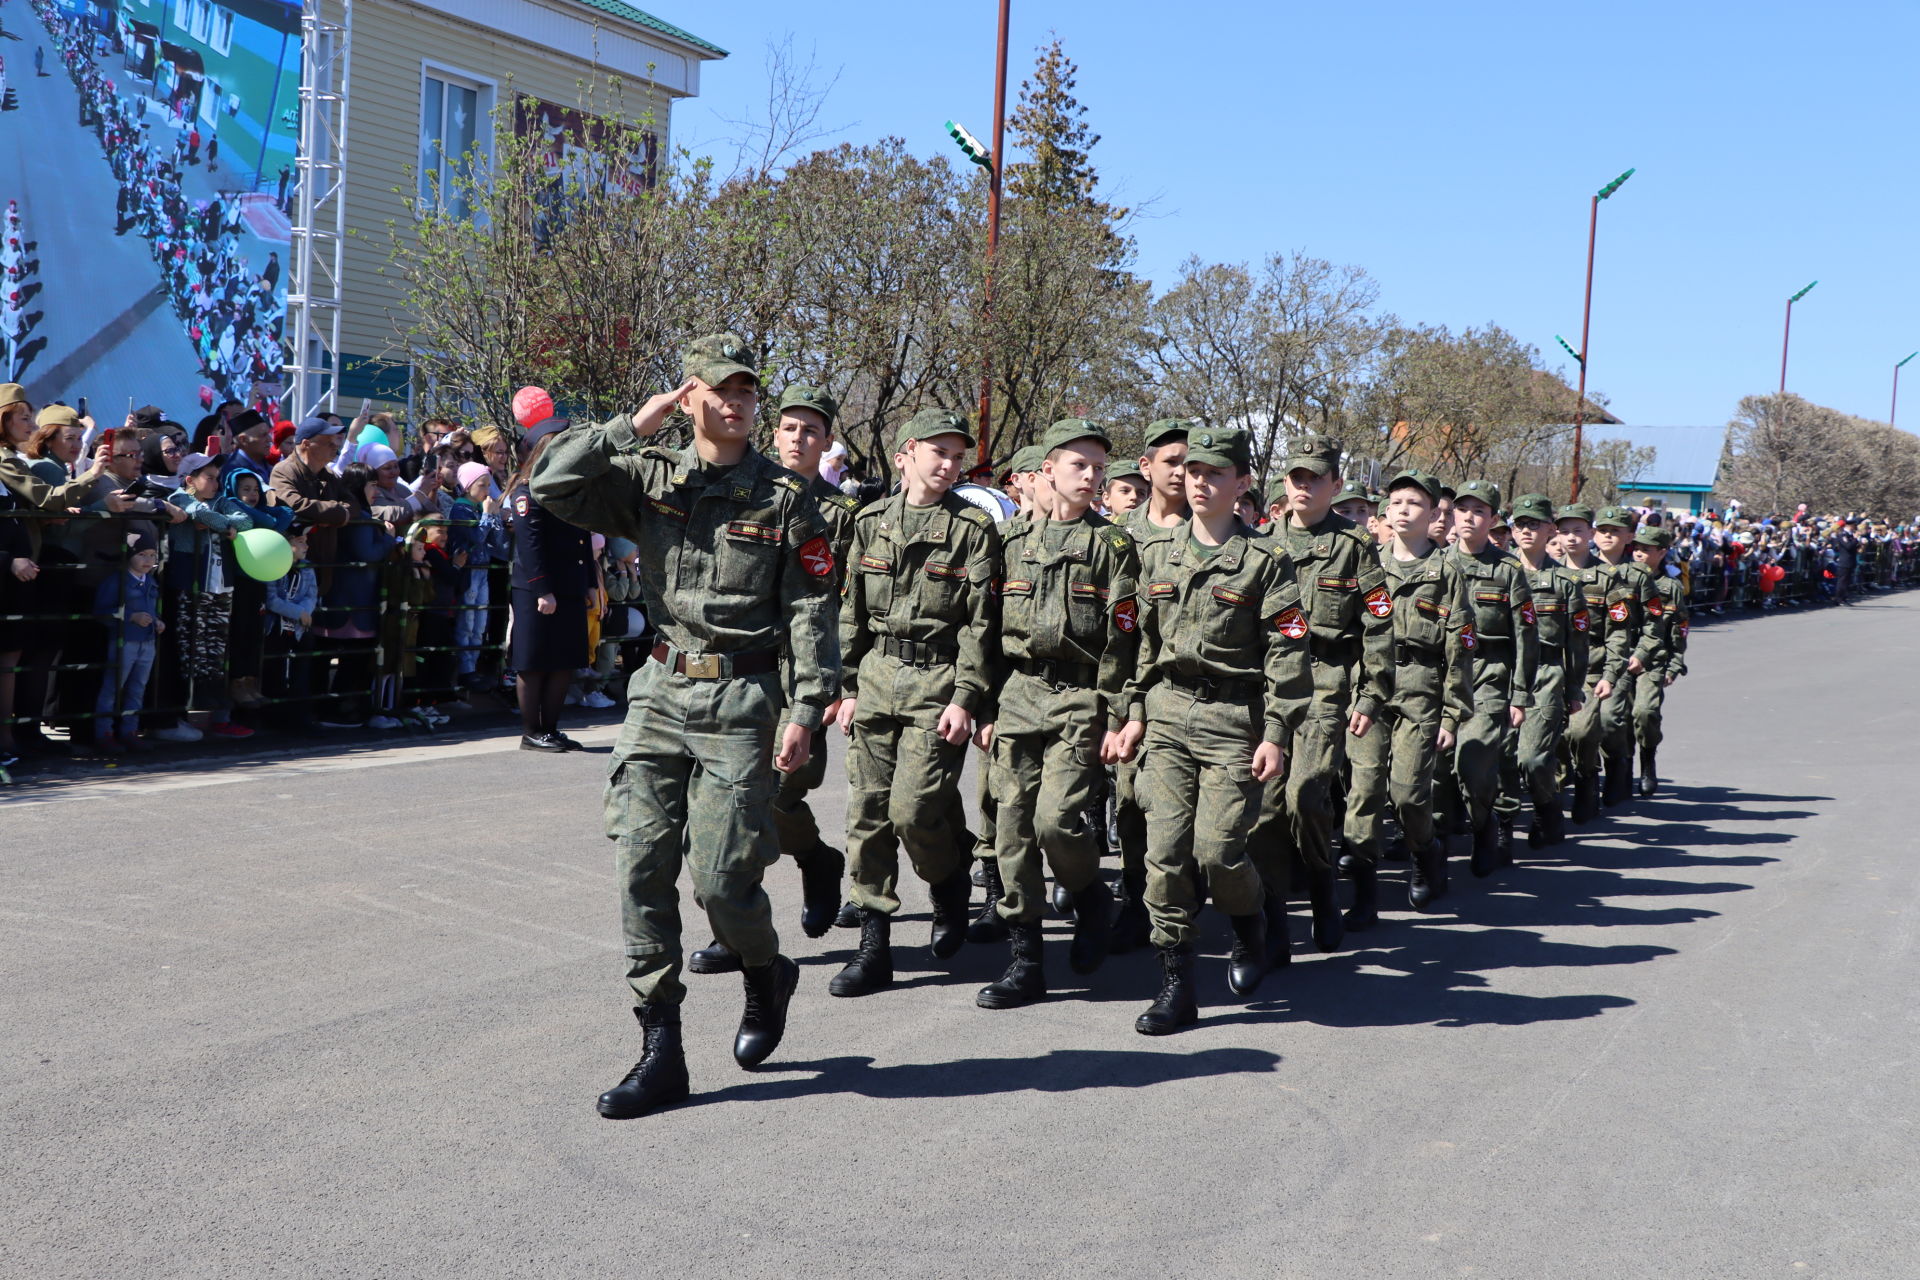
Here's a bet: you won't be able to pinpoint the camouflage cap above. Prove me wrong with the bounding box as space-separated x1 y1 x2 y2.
1334 478 1371 506
1434 477 1457 500
1383 467 1443 502
776 384 838 426
894 407 975 453
34 403 82 430
1633 525 1673 549
1007 444 1044 475
1106 459 1144 483
1282 434 1342 477
1555 501 1596 525
1185 427 1252 471
1454 479 1502 512
1492 509 1512 530
1039 418 1112 455
1510 493 1556 524
681 332 759 388
1594 504 1637 530
1142 417 1194 449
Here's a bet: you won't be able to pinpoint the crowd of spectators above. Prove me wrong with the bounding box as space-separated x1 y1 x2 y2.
1 386 640 773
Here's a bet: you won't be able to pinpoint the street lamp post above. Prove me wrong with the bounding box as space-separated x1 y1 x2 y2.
944 0 1012 468
1778 280 1817 396
1894 351 1918 429
1565 166 1634 502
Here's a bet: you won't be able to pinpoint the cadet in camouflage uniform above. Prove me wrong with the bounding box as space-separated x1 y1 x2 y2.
1630 525 1688 796
1348 468 1475 918
1111 418 1192 953
1504 493 1589 849
1252 435 1393 954
530 333 839 1120
1116 427 1312 1034
831 409 1001 997
1104 459 1148 517
1556 503 1640 823
1590 506 1669 807
975 420 1140 1009
1446 479 1539 878
689 385 859 978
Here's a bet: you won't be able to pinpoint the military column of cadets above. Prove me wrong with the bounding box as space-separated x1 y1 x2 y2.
531 333 1689 1120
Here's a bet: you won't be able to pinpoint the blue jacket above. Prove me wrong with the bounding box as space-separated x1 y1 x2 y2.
166 487 253 593
93 570 161 643
265 558 320 637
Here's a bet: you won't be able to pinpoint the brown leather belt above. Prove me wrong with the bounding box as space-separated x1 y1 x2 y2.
650 641 778 680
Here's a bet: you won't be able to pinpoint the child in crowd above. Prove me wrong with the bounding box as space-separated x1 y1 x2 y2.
91 533 164 753
263 526 319 731
444 460 508 693
166 451 254 739
217 465 291 712
403 515 465 724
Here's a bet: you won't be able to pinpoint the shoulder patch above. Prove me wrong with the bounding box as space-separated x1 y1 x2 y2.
771 473 803 493
955 504 993 526
1107 532 1131 551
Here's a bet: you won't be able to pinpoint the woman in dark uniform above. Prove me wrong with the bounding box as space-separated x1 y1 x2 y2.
507 417 593 751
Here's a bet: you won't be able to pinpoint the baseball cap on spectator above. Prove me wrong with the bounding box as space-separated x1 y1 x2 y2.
132 404 166 431
175 451 219 477
456 462 491 492
36 404 82 430
294 415 344 442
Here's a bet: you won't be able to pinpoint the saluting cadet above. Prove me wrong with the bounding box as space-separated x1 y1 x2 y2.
1252 435 1393 954
975 420 1139 1008
831 409 1001 998
1629 525 1687 796
1446 480 1538 878
1505 493 1589 848
1111 418 1192 953
531 333 840 1120
1590 506 1669 807
1115 427 1312 1034
1346 469 1474 917
689 384 857 975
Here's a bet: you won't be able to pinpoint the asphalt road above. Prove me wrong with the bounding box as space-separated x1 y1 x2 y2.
5 595 1916 1278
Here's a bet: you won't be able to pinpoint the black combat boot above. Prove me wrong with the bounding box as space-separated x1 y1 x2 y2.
1408 838 1449 910
1305 862 1345 953
1225 912 1270 997
833 899 862 929
1571 771 1601 824
1109 868 1151 956
1134 944 1199 1036
1495 812 1516 869
1336 849 1360 876
687 939 743 974
966 858 1009 944
1603 748 1633 807
1068 879 1114 975
1051 880 1076 919
929 868 973 959
1383 836 1410 863
1343 860 1380 931
829 909 894 997
1265 889 1294 969
1529 797 1565 849
597 1005 691 1119
734 954 799 1069
976 920 1047 1009
1639 747 1658 798
796 844 845 939
1470 816 1501 878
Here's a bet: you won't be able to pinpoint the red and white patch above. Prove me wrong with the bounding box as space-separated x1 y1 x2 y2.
1573 609 1590 633
1646 597 1664 618
1272 606 1308 640
1113 599 1138 633
514 493 530 518
1519 601 1537 627
1459 622 1478 651
1364 585 1393 618
1608 601 1629 623
797 535 834 578
1678 619 1690 640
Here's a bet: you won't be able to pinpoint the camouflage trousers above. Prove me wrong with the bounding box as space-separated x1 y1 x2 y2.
845 652 971 914
1569 669 1635 771
604 660 782 1008
1632 670 1667 752
1505 659 1571 812
771 723 830 856
989 673 1105 924
1455 657 1521 828
1141 685 1266 949
1344 670 1448 862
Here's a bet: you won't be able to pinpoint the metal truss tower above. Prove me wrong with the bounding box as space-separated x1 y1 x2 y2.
285 0 353 419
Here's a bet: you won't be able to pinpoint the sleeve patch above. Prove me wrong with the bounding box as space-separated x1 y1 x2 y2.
1212 585 1253 607
1646 597 1664 617
1608 601 1630 623
513 493 529 518
1364 585 1393 618
1272 606 1308 639
1519 601 1537 627
1113 598 1138 632
727 520 784 545
1459 622 1478 651
798 535 835 578
1573 609 1591 633
925 561 966 580
1678 619 1690 640
1316 575 1358 591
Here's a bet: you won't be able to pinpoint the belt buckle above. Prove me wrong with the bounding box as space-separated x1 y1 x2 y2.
683 653 723 680
1192 676 1219 700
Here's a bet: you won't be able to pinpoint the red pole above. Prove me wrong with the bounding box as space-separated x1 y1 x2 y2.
1569 194 1599 502
1779 298 1793 396
976 0 1010 467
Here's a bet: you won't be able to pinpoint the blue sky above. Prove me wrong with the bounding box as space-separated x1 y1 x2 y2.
661 0 1919 428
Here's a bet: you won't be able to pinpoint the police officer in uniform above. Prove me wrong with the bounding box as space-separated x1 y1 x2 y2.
507 416 595 752
530 333 840 1119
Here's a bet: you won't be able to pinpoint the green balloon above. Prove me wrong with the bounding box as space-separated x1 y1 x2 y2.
357 424 389 448
234 528 294 582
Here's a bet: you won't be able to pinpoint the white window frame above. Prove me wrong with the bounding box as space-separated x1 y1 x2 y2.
418 61 497 219
207 6 234 56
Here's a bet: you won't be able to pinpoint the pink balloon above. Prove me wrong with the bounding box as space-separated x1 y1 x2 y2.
512 386 555 428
